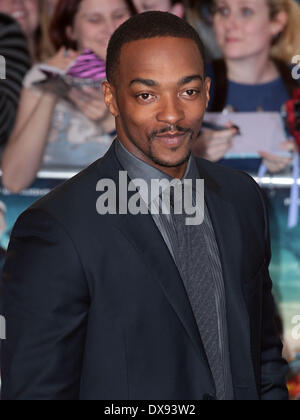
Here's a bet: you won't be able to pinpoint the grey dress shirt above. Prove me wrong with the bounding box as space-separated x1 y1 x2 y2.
115 138 234 400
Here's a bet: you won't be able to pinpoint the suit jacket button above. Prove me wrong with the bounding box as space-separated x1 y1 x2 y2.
203 393 217 400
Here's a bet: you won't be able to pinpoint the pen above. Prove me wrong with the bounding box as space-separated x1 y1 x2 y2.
202 121 241 136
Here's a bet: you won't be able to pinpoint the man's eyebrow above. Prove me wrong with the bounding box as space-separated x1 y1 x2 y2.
129 78 159 87
129 75 203 88
178 75 203 86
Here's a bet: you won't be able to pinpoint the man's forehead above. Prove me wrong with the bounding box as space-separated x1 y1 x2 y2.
118 37 204 79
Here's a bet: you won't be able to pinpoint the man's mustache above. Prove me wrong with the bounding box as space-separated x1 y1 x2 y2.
149 125 194 141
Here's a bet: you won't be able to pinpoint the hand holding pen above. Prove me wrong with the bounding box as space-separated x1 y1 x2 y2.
194 121 240 162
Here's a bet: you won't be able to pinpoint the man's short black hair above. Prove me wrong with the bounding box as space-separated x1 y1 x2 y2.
106 11 206 85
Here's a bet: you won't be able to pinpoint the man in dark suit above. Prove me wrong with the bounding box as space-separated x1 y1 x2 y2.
1 11 288 400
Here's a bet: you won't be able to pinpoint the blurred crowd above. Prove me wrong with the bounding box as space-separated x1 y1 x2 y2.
0 0 300 193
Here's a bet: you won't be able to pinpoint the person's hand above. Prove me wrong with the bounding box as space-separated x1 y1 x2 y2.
194 122 238 162
46 47 79 72
68 86 109 122
259 140 295 173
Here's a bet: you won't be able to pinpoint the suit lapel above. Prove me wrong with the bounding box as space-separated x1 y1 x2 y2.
197 160 257 389
116 209 215 386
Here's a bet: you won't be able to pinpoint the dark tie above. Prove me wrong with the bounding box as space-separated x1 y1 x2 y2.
171 190 226 400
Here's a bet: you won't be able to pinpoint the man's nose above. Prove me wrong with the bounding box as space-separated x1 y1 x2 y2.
156 95 185 125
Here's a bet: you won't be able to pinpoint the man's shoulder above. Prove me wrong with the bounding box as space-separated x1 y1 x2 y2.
195 157 267 240
28 145 118 220
10 148 121 252
194 156 259 193
194 156 265 214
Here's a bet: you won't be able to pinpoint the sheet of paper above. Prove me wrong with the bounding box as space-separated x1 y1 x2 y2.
203 112 290 158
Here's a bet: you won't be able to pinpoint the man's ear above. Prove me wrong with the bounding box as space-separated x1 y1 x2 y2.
170 3 185 18
102 81 119 118
204 77 211 109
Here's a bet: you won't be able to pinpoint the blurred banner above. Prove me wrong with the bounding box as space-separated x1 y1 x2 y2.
266 187 300 400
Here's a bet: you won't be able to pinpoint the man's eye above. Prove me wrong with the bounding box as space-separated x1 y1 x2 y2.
137 93 154 101
182 89 199 98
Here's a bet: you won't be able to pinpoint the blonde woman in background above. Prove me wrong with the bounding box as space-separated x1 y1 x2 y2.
195 0 300 173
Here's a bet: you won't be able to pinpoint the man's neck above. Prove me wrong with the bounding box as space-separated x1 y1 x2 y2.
117 138 189 180
156 162 189 180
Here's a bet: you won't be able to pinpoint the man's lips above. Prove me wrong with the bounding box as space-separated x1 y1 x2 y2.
156 131 186 138
154 132 187 147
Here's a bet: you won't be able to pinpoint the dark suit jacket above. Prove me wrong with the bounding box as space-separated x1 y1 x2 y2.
1 143 288 400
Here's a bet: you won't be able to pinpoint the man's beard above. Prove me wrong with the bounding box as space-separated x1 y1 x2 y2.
147 124 194 168
149 147 192 168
